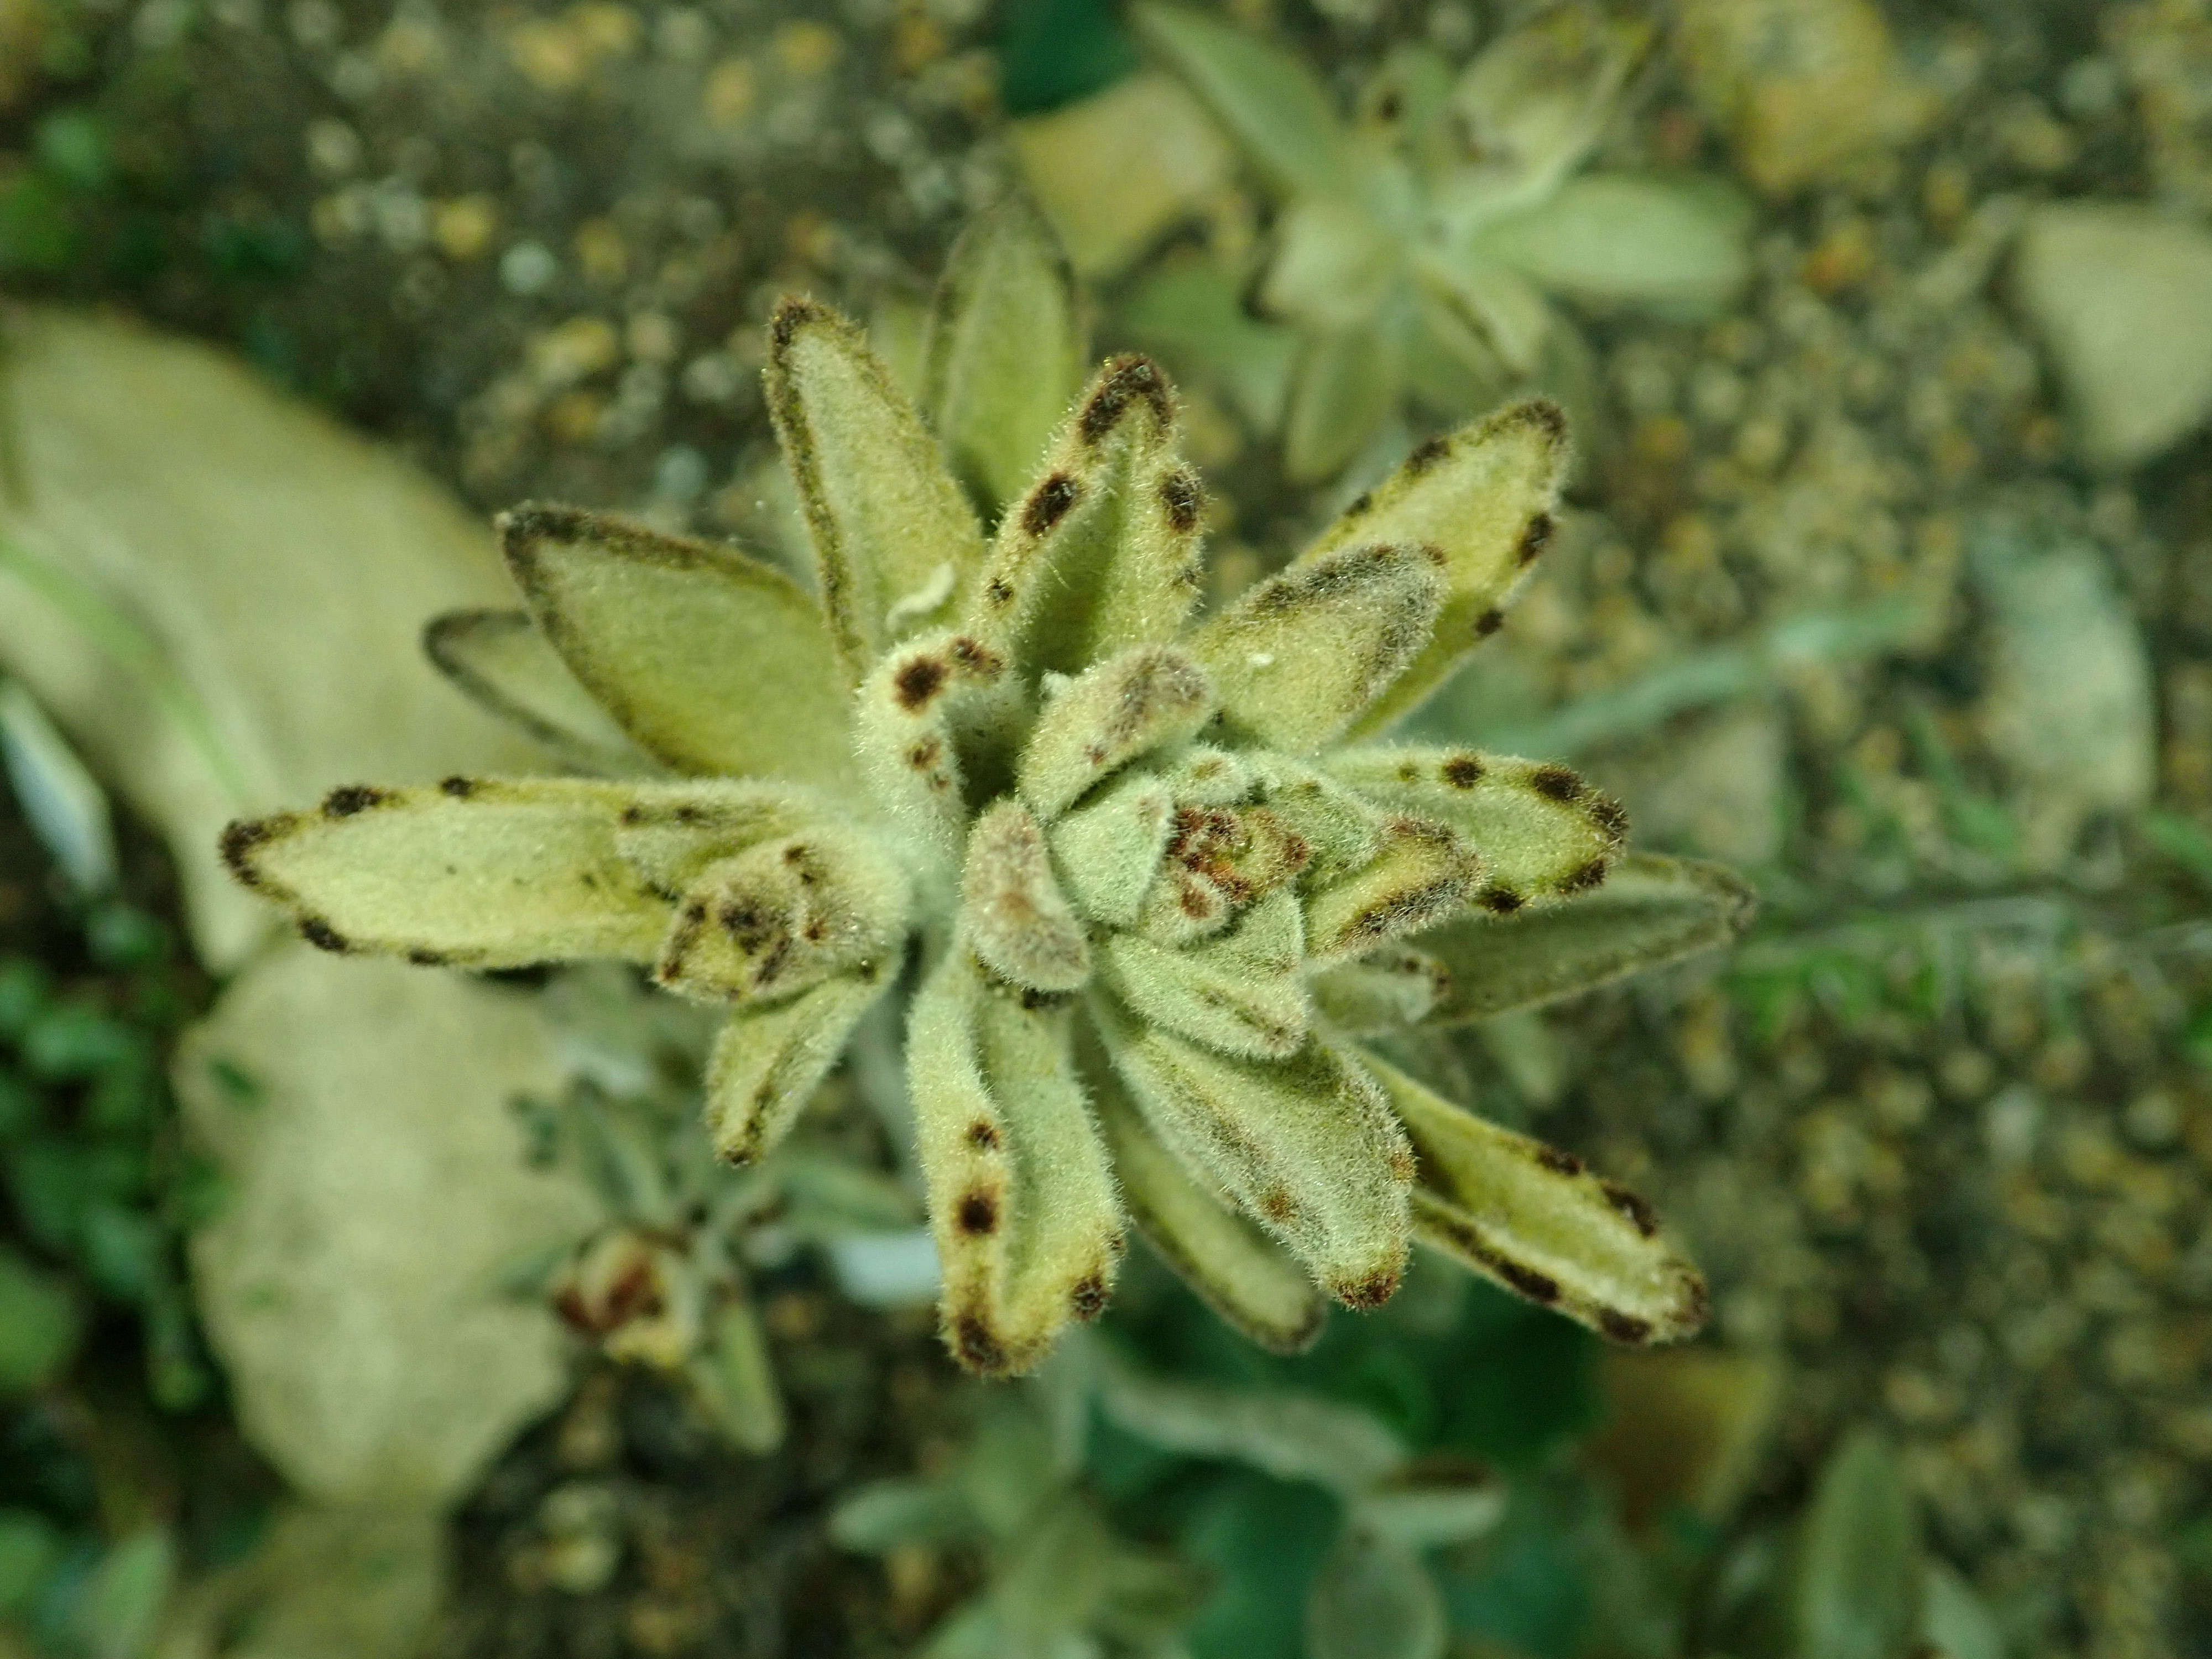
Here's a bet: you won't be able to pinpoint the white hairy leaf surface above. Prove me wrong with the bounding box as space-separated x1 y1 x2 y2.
1303 817 1485 962
1018 645 1216 820
656 828 910 1005
962 800 1092 994
703 971 893 1165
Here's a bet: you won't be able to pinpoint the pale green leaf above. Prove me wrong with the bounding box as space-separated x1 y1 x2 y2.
421 608 642 770
1261 197 1401 332
1190 544 1445 754
968 357 1206 676
609 779 831 895
830 1478 978 1554
1369 1053 1706 1343
1244 752 1385 881
1793 1428 1922 1659
852 629 1015 874
703 971 889 1165
1921 1562 2004 1659
1018 644 1215 820
766 298 987 670
1047 771 1175 926
688 1295 787 1454
500 504 855 790
1310 946 1452 1034
1349 1469 1507 1548
1470 173 1752 311
925 196 1088 517
79 1529 174 1659
221 777 672 968
1283 325 1405 485
1442 8 1647 211
1306 1528 1446 1659
1325 746 1627 909
1094 1004 1412 1307
0 677 115 894
910 951 1123 1375
1120 253 1300 429
1302 401 1569 738
1087 1046 1324 1353
962 799 1091 994
1415 853 1756 1024
1133 2 1355 200
1102 890 1310 1060
1303 817 1484 962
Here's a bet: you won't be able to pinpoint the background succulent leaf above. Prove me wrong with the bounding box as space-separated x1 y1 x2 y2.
1095 1005 1412 1307
1791 1428 1922 1659
1326 747 1625 908
1370 1053 1706 1344
421 607 644 772
1087 1051 1325 1353
687 1295 789 1455
1019 644 1215 820
1283 325 1405 485
1413 852 1756 1024
1133 2 1355 201
1119 253 1300 429
765 298 987 672
222 778 673 967
962 799 1092 993
500 504 855 791
1302 401 1567 739
1305 1526 1447 1659
1349 1468 1509 1550
911 952 1121 1375
1192 544 1445 754
1468 173 1754 313
925 196 1088 518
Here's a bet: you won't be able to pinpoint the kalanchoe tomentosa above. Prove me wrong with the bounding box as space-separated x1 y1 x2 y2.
218 204 1752 1378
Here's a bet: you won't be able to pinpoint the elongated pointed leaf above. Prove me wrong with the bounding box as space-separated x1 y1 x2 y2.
1095 1003 1411 1307
1191 544 1445 754
220 777 670 966
703 968 891 1164
910 951 1123 1376
968 356 1206 675
1296 401 1568 738
926 197 1088 516
963 799 1091 993
1793 1429 1921 1659
1303 817 1484 962
421 608 642 770
608 779 831 895
1415 853 1755 1024
766 298 987 672
1102 890 1310 1059
500 505 854 790
852 629 1013 870
1283 325 1404 485
1310 946 1452 1034
1326 747 1626 909
1306 1528 1446 1659
1133 3 1355 200
1087 1045 1324 1353
1369 1053 1705 1343
1472 173 1752 311
1018 644 1215 820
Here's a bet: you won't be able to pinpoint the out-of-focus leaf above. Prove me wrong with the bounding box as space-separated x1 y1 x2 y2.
1792 1428 1921 1659
1921 1561 2004 1659
1282 326 1402 486
1121 254 1300 430
688 1295 786 1455
0 1511 59 1616
1307 1527 1446 1659
1469 173 1751 312
829 1478 978 1554
0 1244 79 1393
1133 3 1353 201
1582 1347 1781 1531
79 1529 173 1659
155 1507 443 1659
0 679 115 893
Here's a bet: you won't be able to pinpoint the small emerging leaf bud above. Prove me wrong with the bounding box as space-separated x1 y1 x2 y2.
1018 644 1217 820
962 799 1092 993
1048 773 1176 926
655 828 910 1004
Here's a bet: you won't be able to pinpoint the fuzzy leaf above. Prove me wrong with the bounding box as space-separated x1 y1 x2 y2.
1191 544 1446 754
500 505 854 790
1415 853 1755 1024
421 608 641 770
1048 771 1175 926
969 357 1206 676
1303 818 1484 962
1326 747 1627 910
608 780 829 895
1245 752 1385 880
656 827 910 1004
1019 644 1216 820
1087 1045 1324 1353
1102 890 1310 1058
852 630 1013 872
1793 1429 1921 1659
1306 1528 1446 1659
1133 3 1354 200
703 970 891 1164
1283 325 1405 486
926 198 1088 516
963 799 1092 994
1298 401 1569 739
220 778 671 967
1369 1053 1706 1344
766 298 987 672
910 952 1123 1376
1095 1005 1412 1308
1310 946 1453 1034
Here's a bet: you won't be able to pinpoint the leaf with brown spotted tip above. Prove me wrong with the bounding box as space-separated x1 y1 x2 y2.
925 197 1089 518
765 299 986 673
1309 945 1452 1034
1296 401 1569 739
500 505 854 792
655 827 910 1005
1302 817 1484 963
1243 753 1385 882
1018 645 1217 821
1415 853 1755 1025
703 969 891 1165
1366 1052 1706 1345
909 951 1124 1377
219 778 670 968
1325 747 1626 910
851 629 1012 873
1101 889 1310 1059
962 799 1091 994
1086 1040 1324 1354
1093 999 1411 1308
1188 544 1445 755
421 608 644 771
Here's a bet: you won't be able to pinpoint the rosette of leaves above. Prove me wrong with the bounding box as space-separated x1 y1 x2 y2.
218 202 1753 1379
1129 3 1752 481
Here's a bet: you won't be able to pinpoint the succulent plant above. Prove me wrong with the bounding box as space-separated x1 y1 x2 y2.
217 202 1751 1379
1129 2 1752 481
